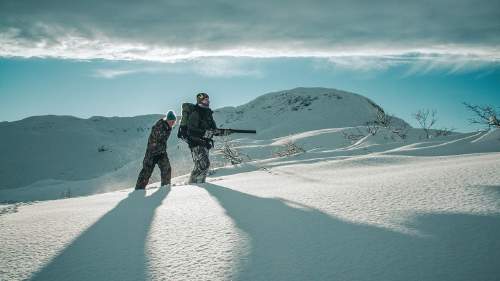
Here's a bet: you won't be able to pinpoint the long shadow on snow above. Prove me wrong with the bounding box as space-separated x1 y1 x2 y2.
30 187 169 281
203 183 500 281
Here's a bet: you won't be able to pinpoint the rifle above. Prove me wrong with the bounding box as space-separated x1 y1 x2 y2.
215 128 257 136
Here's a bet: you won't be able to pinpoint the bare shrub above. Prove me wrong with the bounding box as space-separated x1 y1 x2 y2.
60 188 72 199
214 135 248 165
374 108 393 128
273 138 305 157
434 127 454 137
366 122 380 136
342 128 366 143
366 108 402 138
413 109 437 139
391 123 409 140
463 102 500 129
97 145 110 152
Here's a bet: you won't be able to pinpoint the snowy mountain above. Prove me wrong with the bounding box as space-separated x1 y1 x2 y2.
214 87 408 138
0 87 497 203
0 87 404 199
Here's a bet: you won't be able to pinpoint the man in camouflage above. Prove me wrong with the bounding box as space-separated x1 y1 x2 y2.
135 111 177 190
187 93 218 184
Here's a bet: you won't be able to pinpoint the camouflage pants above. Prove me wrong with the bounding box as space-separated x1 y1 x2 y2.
189 145 210 183
136 152 171 189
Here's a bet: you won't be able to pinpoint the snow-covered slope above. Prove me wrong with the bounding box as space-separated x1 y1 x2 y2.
2 87 497 203
0 114 161 190
1 87 409 200
214 87 408 138
1 89 499 280
1 133 499 281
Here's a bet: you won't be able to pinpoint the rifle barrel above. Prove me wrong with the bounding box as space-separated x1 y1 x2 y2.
224 129 257 134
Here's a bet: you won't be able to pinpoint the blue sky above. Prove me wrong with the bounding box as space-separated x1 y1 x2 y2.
1 57 498 132
1 0 499 132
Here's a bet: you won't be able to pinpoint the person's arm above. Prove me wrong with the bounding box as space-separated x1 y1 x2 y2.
198 110 219 138
164 123 172 140
149 122 160 140
146 121 161 149
209 112 217 130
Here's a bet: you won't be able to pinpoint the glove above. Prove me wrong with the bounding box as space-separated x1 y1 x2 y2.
203 129 215 139
205 140 213 149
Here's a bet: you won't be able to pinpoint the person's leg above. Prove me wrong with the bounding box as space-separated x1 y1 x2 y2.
189 146 200 183
197 146 210 183
135 153 156 189
157 153 172 186
189 146 210 183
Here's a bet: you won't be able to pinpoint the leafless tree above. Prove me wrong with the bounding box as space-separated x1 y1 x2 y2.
413 109 437 139
342 128 366 143
366 123 380 136
463 102 500 129
391 123 409 140
374 108 393 128
434 127 454 137
273 138 305 157
366 109 396 136
215 135 247 165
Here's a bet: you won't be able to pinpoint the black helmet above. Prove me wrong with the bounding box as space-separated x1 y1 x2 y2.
196 92 209 104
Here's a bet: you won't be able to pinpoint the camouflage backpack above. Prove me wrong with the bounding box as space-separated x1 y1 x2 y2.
177 103 196 142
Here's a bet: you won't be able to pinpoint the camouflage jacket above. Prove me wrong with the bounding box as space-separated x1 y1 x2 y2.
146 119 172 155
187 105 217 138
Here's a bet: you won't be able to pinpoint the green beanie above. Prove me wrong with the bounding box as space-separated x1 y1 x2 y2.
166 110 177 121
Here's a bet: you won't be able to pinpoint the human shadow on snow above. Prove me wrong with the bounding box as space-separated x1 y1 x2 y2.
30 187 169 281
203 183 500 281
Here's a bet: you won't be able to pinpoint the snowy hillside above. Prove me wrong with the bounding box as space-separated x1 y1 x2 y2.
0 114 161 190
1 86 499 279
1 87 411 201
1 87 497 203
1 129 499 281
214 87 408 138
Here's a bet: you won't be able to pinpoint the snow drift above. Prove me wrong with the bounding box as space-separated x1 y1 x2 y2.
1 139 499 281
1 87 499 280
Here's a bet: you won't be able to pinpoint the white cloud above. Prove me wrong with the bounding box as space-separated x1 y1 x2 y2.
1 0 499 64
3 30 499 74
315 50 500 75
92 58 263 79
401 54 500 76
325 55 411 72
90 52 500 80
93 69 146 79
2 0 499 76
193 58 263 78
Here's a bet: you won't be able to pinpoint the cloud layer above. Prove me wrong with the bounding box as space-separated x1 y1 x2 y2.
1 0 499 62
92 58 263 79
